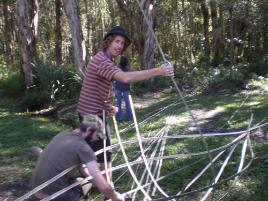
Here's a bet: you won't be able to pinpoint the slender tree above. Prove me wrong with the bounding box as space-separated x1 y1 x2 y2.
210 0 221 65
228 4 235 67
55 0 63 64
3 0 14 65
172 0 181 67
141 0 156 69
200 0 210 59
17 0 40 88
63 0 86 77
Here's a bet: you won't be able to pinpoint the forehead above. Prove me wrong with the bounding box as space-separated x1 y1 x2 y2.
113 35 125 42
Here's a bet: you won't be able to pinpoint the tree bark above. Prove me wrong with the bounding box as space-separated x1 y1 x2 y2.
263 23 268 55
63 0 86 77
210 0 220 65
229 7 235 67
83 0 92 59
55 0 63 65
17 0 40 89
141 0 155 69
218 3 225 59
172 0 181 67
3 0 13 65
181 0 189 66
107 0 116 26
201 1 210 59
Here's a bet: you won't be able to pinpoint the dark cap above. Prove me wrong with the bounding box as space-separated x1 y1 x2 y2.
104 26 131 48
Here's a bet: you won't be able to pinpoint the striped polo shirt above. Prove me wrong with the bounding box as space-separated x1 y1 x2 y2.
77 51 121 115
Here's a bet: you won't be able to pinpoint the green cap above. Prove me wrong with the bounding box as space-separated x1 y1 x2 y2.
82 114 106 139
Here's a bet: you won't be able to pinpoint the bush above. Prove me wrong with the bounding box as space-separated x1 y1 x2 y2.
132 76 172 95
248 60 268 76
0 71 24 98
17 62 83 111
32 63 82 103
19 89 50 111
203 64 248 93
0 62 83 111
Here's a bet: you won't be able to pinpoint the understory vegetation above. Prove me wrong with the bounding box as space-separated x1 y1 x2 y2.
1 59 267 114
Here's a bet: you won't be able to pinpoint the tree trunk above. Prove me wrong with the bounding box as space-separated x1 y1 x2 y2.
63 0 86 77
210 0 220 65
229 7 235 67
141 0 155 69
172 0 181 68
263 23 268 55
107 0 116 26
17 0 40 89
55 0 63 65
181 0 189 66
200 1 210 59
3 0 13 65
83 0 92 59
218 3 225 60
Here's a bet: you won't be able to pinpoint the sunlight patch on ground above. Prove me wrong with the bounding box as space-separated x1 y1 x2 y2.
165 116 177 125
186 107 225 132
245 101 264 106
0 111 10 117
132 92 168 109
190 107 224 121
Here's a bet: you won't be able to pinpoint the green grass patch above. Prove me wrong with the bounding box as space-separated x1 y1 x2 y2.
0 97 70 194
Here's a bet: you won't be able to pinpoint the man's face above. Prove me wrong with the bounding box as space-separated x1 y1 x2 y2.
85 129 101 144
107 35 125 58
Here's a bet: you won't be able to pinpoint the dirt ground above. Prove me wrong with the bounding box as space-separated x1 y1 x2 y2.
0 166 29 201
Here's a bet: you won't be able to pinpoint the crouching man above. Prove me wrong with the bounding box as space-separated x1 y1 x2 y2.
29 114 123 201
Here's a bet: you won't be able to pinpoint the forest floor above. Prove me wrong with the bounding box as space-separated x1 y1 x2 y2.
0 87 268 201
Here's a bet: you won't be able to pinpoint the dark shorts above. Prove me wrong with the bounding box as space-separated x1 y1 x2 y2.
79 114 112 163
51 187 83 201
30 187 83 201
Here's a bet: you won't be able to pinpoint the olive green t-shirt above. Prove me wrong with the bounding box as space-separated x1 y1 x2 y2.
30 131 96 195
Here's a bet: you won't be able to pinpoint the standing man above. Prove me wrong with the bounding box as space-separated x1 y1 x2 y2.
77 26 174 187
30 114 123 201
114 55 133 122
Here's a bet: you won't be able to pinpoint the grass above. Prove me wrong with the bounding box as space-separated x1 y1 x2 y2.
0 79 268 200
0 97 70 200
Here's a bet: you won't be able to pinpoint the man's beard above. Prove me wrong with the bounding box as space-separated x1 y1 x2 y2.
85 130 95 145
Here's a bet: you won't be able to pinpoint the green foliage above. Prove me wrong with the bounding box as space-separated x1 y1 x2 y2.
205 64 247 92
0 70 24 98
176 62 252 93
19 89 50 111
27 62 81 108
0 58 7 70
0 61 83 111
132 76 173 95
0 59 24 98
248 60 268 76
